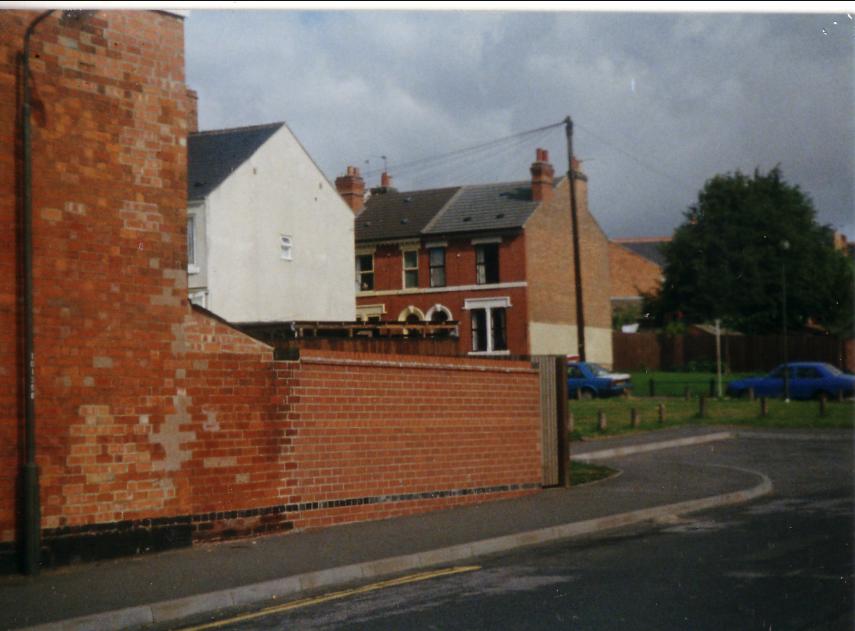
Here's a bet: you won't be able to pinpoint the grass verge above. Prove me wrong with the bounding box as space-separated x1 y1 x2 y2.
569 397 855 440
570 460 618 486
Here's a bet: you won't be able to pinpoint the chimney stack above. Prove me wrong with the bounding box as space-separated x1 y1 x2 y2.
381 171 392 188
335 166 366 213
186 87 198 133
530 148 555 202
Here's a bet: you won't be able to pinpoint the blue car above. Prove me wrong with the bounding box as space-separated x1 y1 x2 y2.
568 362 632 399
726 362 855 400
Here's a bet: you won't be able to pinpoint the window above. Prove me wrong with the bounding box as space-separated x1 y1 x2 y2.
470 307 507 352
475 243 499 284
465 297 511 354
403 249 419 288
187 215 198 273
280 235 293 260
356 254 374 291
429 247 446 287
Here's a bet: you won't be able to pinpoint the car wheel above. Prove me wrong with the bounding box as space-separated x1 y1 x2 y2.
580 388 596 400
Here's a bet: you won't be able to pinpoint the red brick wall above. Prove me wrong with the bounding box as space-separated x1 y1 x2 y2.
276 350 542 530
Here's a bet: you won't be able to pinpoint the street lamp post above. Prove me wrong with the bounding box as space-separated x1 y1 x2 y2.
781 240 790 401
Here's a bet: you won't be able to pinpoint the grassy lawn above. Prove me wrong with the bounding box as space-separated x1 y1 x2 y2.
629 371 755 398
570 460 618 486
569 396 855 440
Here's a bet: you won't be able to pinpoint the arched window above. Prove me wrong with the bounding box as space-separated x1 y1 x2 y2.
425 304 453 323
397 305 426 322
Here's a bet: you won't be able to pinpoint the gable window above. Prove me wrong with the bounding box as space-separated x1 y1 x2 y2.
465 297 510 354
475 243 500 284
187 215 198 274
403 249 419 288
429 247 446 287
280 234 293 260
356 254 374 291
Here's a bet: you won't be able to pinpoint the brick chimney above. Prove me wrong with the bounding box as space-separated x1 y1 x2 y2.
186 87 198 133
530 148 555 203
381 171 392 188
335 166 366 213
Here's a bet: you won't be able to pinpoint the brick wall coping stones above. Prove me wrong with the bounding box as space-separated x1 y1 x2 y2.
293 349 538 374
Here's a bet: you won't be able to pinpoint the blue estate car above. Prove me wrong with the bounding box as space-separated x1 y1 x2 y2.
568 362 632 399
726 362 855 400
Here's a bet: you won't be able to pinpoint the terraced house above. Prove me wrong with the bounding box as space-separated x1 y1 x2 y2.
337 149 614 365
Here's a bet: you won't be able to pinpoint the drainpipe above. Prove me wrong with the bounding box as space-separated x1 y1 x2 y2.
20 8 53 576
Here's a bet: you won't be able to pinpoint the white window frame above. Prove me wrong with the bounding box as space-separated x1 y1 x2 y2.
402 246 419 289
280 234 293 261
356 253 375 292
187 214 199 274
463 297 511 355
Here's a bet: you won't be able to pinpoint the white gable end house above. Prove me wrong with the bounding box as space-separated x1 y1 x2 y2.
187 122 356 323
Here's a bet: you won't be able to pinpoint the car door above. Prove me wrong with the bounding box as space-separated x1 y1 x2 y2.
757 366 786 397
792 366 821 399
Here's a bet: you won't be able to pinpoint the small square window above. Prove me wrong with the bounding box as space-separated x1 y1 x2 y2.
280 235 293 260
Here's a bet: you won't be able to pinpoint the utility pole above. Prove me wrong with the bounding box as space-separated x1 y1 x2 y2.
565 116 586 361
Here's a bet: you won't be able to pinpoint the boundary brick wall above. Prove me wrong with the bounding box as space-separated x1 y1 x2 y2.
275 350 542 531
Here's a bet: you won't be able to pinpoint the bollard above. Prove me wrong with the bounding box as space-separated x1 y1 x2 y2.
698 394 707 418
837 390 844 403
684 386 690 401
819 395 827 418
597 411 607 432
658 402 666 424
747 387 755 402
568 410 575 433
630 408 640 428
759 397 768 417
573 387 581 401
649 379 655 397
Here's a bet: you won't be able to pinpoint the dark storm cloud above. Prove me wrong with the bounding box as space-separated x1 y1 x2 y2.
185 9 853 238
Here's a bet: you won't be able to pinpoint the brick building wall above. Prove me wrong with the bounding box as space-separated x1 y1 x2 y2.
1 10 544 570
357 234 531 355
608 241 662 303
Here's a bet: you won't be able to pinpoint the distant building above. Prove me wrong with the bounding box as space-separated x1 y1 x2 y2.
187 123 356 323
608 236 670 315
338 149 614 364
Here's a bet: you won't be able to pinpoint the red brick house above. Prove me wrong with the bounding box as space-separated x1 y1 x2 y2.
609 237 670 316
337 150 614 364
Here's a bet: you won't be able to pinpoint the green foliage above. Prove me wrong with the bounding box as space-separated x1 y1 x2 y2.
645 167 855 334
612 303 642 330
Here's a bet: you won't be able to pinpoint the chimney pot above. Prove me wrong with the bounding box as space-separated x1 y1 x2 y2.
530 147 555 203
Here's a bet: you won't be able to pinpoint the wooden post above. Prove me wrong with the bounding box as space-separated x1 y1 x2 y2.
649 378 655 397
556 357 571 488
597 411 607 432
760 397 768 417
698 394 706 418
819 395 827 418
748 387 755 402
630 408 640 428
658 402 665 424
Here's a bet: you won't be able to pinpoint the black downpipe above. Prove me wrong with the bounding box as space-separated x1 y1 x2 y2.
20 9 53 576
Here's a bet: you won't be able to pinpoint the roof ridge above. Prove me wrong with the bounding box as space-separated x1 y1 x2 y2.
191 122 285 137
421 186 465 234
612 236 672 244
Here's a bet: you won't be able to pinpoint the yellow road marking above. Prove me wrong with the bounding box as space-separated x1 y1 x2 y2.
177 565 481 630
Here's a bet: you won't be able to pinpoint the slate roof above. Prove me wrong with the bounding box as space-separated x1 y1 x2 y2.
355 187 460 242
356 178 559 242
614 238 670 267
188 123 283 202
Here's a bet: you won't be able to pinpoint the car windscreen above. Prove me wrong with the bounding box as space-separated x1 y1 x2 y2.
588 363 609 377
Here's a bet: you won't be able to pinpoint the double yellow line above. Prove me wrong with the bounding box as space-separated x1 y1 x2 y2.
178 565 481 630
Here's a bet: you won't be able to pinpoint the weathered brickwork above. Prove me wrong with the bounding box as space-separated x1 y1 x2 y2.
1 10 544 569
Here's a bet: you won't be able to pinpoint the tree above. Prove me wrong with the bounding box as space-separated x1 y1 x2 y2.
645 167 854 335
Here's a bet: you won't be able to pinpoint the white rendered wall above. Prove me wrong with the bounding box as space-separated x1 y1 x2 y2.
204 125 356 323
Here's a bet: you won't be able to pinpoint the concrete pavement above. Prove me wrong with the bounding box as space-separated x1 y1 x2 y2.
3 426 848 631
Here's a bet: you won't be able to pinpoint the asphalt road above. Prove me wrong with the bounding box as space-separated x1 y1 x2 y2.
167 435 854 631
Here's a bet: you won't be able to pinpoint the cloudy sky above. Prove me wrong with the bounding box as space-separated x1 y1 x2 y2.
184 7 854 239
